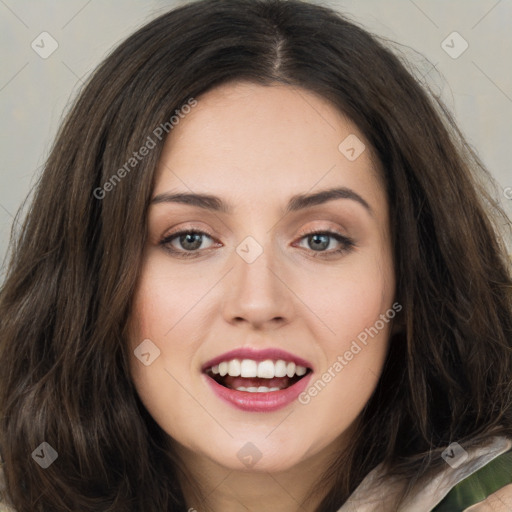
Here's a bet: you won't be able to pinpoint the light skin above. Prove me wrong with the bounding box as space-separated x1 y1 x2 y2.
465 484 512 511
127 81 397 512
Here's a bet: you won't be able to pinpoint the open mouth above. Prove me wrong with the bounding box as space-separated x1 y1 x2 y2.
205 359 312 393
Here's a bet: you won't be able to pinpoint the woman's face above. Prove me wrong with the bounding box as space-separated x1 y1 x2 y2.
128 81 396 474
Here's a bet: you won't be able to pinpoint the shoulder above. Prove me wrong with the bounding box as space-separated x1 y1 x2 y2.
0 464 16 512
337 434 512 512
0 495 16 511
433 437 512 511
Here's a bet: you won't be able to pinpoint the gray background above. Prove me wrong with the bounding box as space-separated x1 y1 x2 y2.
1 0 511 279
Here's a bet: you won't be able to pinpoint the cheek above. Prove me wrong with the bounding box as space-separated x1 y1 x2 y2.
295 279 393 448
296 246 395 420
126 256 210 416
126 280 189 440
128 253 208 341
300 250 394 347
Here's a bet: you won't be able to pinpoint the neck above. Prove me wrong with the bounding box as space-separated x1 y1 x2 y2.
174 438 349 512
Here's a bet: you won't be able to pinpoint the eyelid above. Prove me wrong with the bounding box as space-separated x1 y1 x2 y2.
295 225 347 239
160 222 218 242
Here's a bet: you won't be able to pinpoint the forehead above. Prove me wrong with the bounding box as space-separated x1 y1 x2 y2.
154 81 385 213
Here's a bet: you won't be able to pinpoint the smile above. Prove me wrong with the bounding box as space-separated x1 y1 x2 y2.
208 358 308 391
202 349 313 412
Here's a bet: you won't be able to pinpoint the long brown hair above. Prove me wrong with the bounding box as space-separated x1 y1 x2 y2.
1 0 511 510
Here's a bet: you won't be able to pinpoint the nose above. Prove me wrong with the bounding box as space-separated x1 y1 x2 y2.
221 240 295 330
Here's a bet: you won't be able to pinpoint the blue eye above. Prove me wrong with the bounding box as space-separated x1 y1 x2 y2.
160 230 216 257
293 230 355 257
159 229 355 259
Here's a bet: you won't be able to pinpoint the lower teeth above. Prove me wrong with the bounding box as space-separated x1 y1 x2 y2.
209 371 307 392
235 386 281 392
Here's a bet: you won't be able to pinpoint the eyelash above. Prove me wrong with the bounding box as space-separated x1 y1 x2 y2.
159 228 356 259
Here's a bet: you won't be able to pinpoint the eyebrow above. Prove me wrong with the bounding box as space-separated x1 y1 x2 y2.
150 187 373 217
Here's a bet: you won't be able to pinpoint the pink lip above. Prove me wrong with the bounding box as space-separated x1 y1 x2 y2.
204 371 313 412
201 348 313 372
201 347 313 412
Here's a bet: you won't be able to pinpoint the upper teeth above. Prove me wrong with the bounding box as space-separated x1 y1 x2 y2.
210 359 308 378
